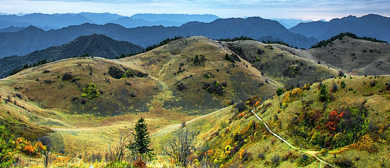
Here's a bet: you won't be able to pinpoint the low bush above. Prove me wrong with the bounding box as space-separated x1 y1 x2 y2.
370 80 377 87
82 83 99 99
62 72 73 81
271 155 280 166
108 66 124 79
177 83 187 91
235 102 246 112
334 157 354 168
297 154 311 166
258 153 265 160
276 87 284 96
332 83 338 92
0 125 17 167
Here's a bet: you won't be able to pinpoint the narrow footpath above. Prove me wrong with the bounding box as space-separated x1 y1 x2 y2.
251 109 338 168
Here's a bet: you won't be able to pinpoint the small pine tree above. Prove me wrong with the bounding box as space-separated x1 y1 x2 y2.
318 84 329 102
276 87 284 96
128 118 153 157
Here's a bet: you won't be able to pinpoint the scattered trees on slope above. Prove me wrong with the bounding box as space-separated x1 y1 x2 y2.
145 36 183 52
311 32 388 48
9 59 49 76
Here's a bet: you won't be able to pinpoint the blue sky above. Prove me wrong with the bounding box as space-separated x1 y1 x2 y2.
1 0 389 20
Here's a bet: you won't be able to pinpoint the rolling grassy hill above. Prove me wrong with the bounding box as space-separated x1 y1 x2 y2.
1 36 389 167
157 75 390 167
221 40 339 87
307 36 390 76
0 36 279 157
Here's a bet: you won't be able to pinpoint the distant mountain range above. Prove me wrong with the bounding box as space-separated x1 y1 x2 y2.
0 13 220 30
271 18 318 29
0 26 25 33
0 13 389 58
0 17 317 58
290 14 390 43
0 34 143 78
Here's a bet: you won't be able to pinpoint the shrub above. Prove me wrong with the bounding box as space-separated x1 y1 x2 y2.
203 72 214 78
219 121 229 129
136 72 148 78
332 83 338 92
370 80 377 87
258 153 265 160
235 102 246 112
297 154 311 166
309 132 325 147
62 72 73 81
125 70 134 78
340 81 346 89
326 111 341 131
334 157 354 168
81 93 87 97
177 83 187 91
271 155 280 166
133 157 147 168
0 125 16 167
338 70 345 77
108 66 124 79
276 87 284 96
82 83 99 99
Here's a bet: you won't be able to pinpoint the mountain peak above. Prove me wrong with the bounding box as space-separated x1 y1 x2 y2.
23 25 44 32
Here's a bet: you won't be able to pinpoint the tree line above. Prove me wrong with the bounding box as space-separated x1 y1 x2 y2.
311 32 388 48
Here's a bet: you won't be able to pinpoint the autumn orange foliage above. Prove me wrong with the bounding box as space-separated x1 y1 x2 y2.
325 111 342 131
239 150 245 159
205 150 214 156
350 135 373 151
255 101 260 107
238 112 245 118
133 157 147 168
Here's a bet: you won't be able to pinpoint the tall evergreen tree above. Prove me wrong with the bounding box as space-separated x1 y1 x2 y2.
128 117 153 156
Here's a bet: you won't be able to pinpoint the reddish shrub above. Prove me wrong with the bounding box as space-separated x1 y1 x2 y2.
326 111 342 131
133 157 147 168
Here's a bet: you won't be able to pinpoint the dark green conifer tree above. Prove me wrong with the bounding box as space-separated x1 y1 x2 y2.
128 118 153 157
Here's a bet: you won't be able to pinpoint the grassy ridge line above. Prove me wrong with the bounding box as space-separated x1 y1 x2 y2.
251 109 338 168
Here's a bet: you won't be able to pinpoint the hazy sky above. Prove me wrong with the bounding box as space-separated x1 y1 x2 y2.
1 0 389 20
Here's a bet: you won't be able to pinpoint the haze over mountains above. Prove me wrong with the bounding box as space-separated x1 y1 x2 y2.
0 13 220 30
1 13 388 58
0 17 318 58
290 14 390 43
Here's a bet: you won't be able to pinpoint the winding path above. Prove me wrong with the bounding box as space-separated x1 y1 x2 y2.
251 109 338 168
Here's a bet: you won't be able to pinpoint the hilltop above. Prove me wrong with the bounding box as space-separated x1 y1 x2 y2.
221 40 339 87
308 35 390 76
0 34 144 78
